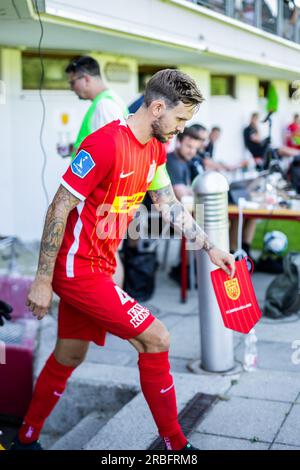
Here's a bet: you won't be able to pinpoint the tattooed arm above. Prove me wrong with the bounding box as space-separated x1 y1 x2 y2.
149 184 213 251
148 184 235 277
26 185 81 319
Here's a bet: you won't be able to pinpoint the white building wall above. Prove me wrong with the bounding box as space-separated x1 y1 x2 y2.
179 66 210 125
0 49 15 236
210 75 259 165
94 54 138 105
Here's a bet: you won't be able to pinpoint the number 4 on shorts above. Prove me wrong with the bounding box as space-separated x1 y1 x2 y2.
114 285 135 306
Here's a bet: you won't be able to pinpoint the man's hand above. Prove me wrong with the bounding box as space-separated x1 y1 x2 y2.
0 300 13 326
26 277 53 321
207 247 236 278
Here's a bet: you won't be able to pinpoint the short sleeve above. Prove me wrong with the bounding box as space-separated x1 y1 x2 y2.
61 133 115 201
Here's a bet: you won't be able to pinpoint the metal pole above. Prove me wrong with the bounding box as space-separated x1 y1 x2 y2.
192 171 234 373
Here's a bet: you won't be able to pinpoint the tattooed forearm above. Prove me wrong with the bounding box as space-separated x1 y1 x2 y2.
40 219 65 258
149 184 215 251
36 185 80 280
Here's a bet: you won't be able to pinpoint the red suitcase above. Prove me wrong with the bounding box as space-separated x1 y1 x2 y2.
0 275 33 320
0 275 37 418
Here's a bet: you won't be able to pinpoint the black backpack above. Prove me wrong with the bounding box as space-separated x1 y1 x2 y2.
264 252 300 318
290 155 300 194
121 240 158 302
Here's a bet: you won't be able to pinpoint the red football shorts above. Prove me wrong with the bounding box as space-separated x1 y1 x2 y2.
52 272 156 346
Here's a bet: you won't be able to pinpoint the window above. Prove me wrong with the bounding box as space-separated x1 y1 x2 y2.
234 0 256 26
22 52 74 90
261 0 278 34
211 75 235 97
104 63 131 83
288 81 300 100
259 80 270 98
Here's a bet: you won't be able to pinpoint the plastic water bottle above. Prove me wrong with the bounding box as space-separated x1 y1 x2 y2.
243 328 258 372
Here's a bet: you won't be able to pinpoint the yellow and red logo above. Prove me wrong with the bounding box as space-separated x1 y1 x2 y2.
224 278 240 301
111 192 145 214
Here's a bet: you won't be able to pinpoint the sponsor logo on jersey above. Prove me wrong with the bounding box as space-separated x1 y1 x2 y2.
111 192 145 213
71 149 95 178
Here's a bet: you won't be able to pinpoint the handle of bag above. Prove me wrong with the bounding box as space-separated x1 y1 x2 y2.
233 252 254 275
244 256 254 275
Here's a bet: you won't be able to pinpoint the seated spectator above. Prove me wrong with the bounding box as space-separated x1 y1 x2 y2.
185 124 208 181
188 124 234 179
286 113 300 150
166 127 200 200
205 125 243 170
166 128 201 286
244 112 300 170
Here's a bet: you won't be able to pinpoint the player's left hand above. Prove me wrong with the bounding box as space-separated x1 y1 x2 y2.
26 277 53 321
207 247 235 278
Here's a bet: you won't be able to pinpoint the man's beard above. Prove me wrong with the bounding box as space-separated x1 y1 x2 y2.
151 118 178 143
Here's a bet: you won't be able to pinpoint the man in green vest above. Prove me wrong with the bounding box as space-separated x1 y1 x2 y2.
65 55 128 160
66 55 128 286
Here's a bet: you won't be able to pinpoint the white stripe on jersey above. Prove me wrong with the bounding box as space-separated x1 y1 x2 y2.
66 201 85 278
60 178 86 201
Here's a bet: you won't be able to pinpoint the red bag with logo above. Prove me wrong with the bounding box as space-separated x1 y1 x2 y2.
210 258 262 334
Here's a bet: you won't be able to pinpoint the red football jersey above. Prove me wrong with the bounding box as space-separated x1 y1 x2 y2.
55 120 167 278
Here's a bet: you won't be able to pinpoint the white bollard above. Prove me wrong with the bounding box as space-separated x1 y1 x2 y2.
192 171 234 372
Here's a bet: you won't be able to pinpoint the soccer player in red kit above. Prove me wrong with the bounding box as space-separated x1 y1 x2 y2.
11 69 235 451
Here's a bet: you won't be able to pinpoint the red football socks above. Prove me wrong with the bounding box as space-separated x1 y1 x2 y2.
19 352 75 444
138 351 188 450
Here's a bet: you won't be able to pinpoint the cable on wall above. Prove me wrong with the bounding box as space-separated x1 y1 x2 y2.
33 0 50 208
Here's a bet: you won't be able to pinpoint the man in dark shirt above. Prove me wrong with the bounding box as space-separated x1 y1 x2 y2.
188 124 231 179
167 127 201 200
243 112 300 170
243 112 270 168
166 127 201 285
